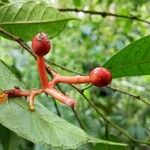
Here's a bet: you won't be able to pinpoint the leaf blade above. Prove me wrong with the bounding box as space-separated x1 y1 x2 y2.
0 1 76 41
103 35 150 78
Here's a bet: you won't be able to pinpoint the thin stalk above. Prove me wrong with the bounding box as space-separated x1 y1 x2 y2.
54 75 90 84
52 98 61 117
45 88 76 107
37 56 49 89
71 108 85 130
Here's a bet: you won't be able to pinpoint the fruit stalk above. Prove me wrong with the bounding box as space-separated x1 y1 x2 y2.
45 88 76 107
53 75 90 84
36 56 49 89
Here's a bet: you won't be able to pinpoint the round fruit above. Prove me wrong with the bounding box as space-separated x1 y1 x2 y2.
89 67 112 87
32 32 51 56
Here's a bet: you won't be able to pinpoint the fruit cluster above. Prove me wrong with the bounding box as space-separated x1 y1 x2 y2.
1 32 112 111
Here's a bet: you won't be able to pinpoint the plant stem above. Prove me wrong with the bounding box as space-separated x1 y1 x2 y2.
54 75 90 84
108 86 150 106
71 108 85 130
59 8 150 25
36 56 49 89
0 28 34 57
52 98 61 117
45 88 76 107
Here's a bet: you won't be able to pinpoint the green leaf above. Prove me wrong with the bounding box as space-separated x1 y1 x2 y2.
0 61 25 90
0 60 127 149
103 35 150 78
0 1 76 41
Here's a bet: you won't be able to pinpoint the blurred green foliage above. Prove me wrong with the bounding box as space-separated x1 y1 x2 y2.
0 0 150 150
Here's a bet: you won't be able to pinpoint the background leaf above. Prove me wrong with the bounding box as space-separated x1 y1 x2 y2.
0 60 126 149
0 1 76 41
103 35 150 78
73 0 81 7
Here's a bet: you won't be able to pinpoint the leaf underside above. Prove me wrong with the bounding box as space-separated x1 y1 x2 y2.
0 1 76 41
0 60 126 149
103 35 150 78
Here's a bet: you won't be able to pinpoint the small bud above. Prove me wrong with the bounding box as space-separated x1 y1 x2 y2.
0 92 8 103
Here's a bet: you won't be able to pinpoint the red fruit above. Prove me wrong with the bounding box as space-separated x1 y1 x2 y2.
32 32 51 56
89 67 112 87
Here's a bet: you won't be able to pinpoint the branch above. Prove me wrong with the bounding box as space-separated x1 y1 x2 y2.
59 8 150 25
108 86 150 106
0 28 34 57
49 61 82 75
71 107 85 130
52 97 61 117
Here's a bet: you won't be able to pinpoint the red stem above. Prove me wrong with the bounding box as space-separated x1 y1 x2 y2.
5 88 30 98
37 56 49 89
45 88 76 107
53 75 90 84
